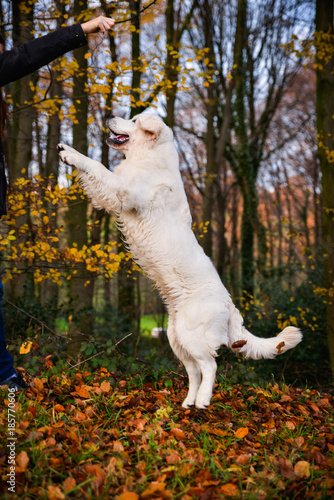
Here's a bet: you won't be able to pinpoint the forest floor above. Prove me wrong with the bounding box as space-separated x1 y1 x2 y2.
0 368 333 499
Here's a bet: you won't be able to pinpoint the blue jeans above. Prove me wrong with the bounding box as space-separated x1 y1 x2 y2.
0 275 15 382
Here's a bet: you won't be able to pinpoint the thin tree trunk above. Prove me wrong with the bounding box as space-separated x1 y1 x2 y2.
67 0 91 342
315 0 334 374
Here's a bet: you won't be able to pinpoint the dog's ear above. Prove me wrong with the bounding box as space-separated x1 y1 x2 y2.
137 114 163 140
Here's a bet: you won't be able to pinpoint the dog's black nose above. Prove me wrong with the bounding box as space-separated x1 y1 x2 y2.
108 115 115 120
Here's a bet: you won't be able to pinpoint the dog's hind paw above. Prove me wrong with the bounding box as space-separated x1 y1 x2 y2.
182 397 195 409
195 395 211 409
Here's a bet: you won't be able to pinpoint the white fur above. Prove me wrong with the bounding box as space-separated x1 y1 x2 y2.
58 113 302 409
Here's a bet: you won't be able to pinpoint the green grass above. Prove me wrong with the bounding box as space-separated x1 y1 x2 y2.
140 314 167 334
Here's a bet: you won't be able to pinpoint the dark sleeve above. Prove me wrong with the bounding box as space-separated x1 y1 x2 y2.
0 23 87 87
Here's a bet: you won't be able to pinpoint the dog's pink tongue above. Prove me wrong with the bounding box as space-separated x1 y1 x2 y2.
116 135 128 141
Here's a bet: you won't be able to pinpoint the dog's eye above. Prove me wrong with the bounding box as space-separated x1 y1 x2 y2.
132 119 136 123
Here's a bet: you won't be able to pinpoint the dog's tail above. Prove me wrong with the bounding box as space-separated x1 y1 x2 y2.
227 304 302 360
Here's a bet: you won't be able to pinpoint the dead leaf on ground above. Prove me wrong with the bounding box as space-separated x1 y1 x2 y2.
101 380 111 393
294 461 311 479
116 493 139 500
47 485 65 500
62 477 76 492
16 450 29 471
219 483 239 497
75 385 90 399
235 427 249 439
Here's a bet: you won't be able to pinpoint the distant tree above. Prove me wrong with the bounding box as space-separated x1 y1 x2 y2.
315 0 334 374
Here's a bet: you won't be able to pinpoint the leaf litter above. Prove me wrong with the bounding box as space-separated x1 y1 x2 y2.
0 368 333 499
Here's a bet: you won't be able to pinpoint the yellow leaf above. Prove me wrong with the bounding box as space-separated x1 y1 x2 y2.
33 378 44 392
19 341 33 354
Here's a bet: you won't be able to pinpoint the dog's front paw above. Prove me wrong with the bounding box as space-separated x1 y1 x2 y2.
57 144 80 168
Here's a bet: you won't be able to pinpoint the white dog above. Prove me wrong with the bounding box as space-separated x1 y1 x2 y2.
58 113 302 409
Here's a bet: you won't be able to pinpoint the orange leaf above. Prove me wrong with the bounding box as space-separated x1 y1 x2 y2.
16 450 29 471
47 485 65 500
54 404 66 412
235 453 252 465
116 493 139 500
33 377 44 392
75 385 90 398
63 477 76 492
101 380 111 393
113 440 124 452
220 483 239 497
170 428 186 440
294 461 311 479
235 427 249 439
295 436 304 448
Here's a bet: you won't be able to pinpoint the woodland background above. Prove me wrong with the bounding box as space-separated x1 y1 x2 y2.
0 0 334 391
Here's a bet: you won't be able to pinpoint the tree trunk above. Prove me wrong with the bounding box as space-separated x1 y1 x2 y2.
6 0 35 301
232 0 257 296
201 0 216 258
315 0 334 374
67 0 91 341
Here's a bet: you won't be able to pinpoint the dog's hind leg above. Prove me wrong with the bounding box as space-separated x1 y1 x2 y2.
167 321 201 408
181 357 202 408
193 355 217 409
181 338 217 408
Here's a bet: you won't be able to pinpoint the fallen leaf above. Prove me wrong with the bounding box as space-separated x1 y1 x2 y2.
54 404 66 412
294 461 311 479
113 440 125 452
101 380 111 393
63 477 76 492
16 450 29 471
220 483 239 497
33 378 44 392
75 385 90 399
235 427 249 439
47 485 65 500
116 493 139 500
295 436 304 448
170 428 186 440
235 453 252 465
19 340 33 354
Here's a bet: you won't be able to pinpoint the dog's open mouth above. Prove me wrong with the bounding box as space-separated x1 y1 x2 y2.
107 130 130 147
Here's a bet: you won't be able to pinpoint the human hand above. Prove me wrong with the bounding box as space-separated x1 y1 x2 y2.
81 16 115 34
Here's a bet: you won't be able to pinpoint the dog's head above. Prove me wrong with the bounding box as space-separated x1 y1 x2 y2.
106 113 173 153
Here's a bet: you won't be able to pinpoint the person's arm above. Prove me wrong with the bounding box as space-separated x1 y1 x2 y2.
0 17 115 87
